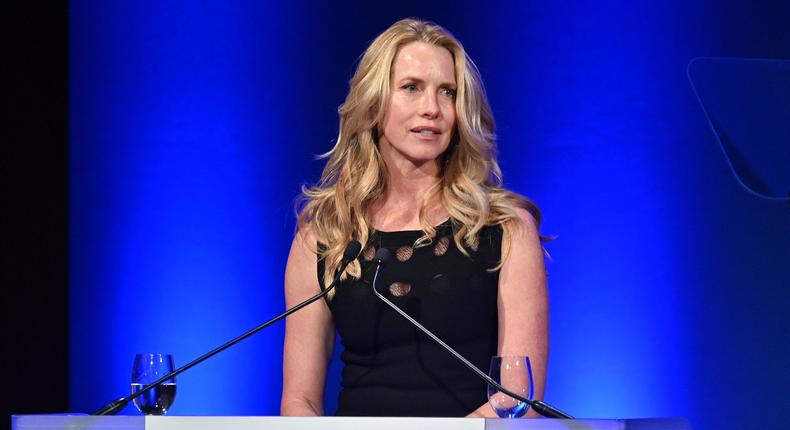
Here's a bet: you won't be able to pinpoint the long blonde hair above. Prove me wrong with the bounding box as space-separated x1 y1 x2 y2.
298 18 541 291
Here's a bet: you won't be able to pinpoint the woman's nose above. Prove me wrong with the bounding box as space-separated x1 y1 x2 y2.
420 93 440 119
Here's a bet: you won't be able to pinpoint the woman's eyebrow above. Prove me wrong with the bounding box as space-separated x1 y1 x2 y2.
396 76 456 88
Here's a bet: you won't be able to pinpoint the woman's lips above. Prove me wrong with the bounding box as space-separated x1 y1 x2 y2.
410 126 441 135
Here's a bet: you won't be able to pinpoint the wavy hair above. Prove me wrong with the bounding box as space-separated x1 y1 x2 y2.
298 18 542 292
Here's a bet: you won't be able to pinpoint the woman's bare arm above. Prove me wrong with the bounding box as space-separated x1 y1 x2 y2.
280 228 334 416
467 208 549 418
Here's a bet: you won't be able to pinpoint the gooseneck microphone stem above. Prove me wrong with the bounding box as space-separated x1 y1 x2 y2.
92 240 362 416
370 249 573 419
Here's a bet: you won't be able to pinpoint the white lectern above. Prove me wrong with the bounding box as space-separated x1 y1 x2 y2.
12 415 691 430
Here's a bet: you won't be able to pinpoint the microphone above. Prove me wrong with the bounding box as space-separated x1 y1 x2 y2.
370 247 573 419
92 239 362 415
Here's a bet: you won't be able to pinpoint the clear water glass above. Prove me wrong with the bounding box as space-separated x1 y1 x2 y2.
131 353 176 415
487 355 533 418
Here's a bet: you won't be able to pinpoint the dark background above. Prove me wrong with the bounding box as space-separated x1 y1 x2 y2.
3 3 68 430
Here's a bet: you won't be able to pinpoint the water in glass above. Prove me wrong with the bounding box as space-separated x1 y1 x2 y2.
131 353 176 415
487 355 533 418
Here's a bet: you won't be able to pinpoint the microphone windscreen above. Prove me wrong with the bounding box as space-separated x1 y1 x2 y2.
374 247 391 265
343 240 362 262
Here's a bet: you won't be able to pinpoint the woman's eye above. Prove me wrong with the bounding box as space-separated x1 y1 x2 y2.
402 83 418 92
441 87 457 98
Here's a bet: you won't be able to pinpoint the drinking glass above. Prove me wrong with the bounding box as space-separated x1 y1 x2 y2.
487 355 533 418
131 353 176 415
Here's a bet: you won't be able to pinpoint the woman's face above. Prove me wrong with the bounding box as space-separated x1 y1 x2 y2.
379 42 457 170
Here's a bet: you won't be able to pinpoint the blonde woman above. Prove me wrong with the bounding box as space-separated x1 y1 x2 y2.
281 18 548 417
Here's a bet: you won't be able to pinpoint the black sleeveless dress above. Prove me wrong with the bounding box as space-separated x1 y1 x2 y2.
319 220 503 417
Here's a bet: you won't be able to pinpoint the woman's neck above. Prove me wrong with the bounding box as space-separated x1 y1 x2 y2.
371 161 447 231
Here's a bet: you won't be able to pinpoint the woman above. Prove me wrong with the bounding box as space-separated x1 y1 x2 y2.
280 18 548 417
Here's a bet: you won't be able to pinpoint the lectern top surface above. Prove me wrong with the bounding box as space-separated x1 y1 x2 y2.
12 415 692 430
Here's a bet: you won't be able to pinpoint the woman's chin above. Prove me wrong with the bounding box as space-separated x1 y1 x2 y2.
399 155 443 170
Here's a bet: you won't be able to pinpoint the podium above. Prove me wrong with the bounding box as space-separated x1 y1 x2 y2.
12 416 691 430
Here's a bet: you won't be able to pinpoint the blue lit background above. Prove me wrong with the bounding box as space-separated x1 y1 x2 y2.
70 2 790 429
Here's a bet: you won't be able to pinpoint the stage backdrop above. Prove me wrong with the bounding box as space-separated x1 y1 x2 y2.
70 2 790 430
